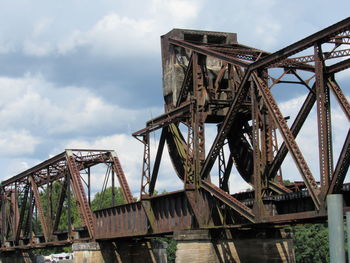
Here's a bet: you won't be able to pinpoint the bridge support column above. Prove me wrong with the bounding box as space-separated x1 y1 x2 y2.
72 242 117 263
0 251 32 263
174 229 295 263
73 240 160 263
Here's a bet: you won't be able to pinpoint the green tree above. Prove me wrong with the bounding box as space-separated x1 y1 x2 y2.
34 181 81 255
39 181 81 231
91 186 126 210
292 224 329 263
154 237 177 263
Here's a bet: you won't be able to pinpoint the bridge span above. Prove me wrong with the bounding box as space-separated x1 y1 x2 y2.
0 17 349 263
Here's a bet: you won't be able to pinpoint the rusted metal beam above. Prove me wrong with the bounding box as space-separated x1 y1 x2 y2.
315 44 333 195
327 58 350 74
1 152 66 186
176 54 193 107
251 17 350 69
140 134 151 198
251 85 264 218
279 48 350 65
132 101 192 137
111 151 133 204
268 181 292 194
201 181 255 223
169 38 250 67
66 150 95 238
327 79 350 121
268 86 316 180
252 73 320 209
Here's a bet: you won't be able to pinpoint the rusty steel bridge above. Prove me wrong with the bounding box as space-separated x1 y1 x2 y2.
0 18 349 252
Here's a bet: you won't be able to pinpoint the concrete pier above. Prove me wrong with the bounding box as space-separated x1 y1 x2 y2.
174 229 295 263
72 242 107 263
73 240 159 263
0 251 32 263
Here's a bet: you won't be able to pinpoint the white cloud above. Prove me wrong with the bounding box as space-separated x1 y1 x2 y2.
59 14 156 57
254 19 281 48
0 74 154 136
0 40 15 54
149 0 200 23
32 18 54 38
23 0 201 57
0 130 40 156
23 40 54 56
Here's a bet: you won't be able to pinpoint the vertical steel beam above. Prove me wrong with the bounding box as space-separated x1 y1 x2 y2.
192 53 206 185
112 169 115 207
47 167 53 235
15 186 29 243
140 134 151 198
10 190 18 241
315 44 333 196
25 189 34 240
327 194 345 263
1 190 6 244
251 85 264 218
184 114 195 189
29 176 50 241
87 167 91 207
67 172 72 236
53 178 68 232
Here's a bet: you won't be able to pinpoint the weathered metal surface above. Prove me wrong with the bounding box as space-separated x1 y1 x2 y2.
0 18 349 251
95 202 148 239
0 149 133 250
94 191 193 239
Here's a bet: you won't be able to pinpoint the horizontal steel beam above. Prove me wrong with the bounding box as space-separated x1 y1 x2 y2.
133 101 192 136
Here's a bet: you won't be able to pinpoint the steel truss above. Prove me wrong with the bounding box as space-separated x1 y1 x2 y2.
0 150 132 250
135 17 350 224
1 18 350 250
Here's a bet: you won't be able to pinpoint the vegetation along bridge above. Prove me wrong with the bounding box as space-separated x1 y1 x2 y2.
0 17 349 263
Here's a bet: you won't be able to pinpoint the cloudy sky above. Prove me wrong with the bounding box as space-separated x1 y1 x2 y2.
0 0 349 196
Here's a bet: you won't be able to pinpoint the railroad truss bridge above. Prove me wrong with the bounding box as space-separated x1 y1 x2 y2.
0 18 349 263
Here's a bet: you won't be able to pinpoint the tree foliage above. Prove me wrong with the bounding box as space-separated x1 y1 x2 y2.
292 224 330 263
91 186 126 210
39 181 81 231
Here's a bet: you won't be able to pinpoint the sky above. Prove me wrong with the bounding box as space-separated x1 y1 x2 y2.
0 0 349 197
